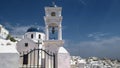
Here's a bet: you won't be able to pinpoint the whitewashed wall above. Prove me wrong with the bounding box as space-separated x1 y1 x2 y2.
57 47 70 68
0 53 19 68
0 44 19 68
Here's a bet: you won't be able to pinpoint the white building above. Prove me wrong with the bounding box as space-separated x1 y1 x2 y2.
0 24 9 39
44 4 70 68
0 37 19 68
17 3 70 68
17 27 45 52
17 27 45 67
70 56 120 68
78 59 86 68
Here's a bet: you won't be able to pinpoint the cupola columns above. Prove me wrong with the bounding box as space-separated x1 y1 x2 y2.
58 24 62 40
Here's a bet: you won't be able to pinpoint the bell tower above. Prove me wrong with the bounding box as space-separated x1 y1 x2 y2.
44 3 64 53
44 3 62 40
44 3 70 68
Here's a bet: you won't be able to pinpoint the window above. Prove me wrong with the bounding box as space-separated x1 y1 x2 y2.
39 34 41 39
25 43 28 47
51 12 56 16
23 54 28 65
31 34 33 38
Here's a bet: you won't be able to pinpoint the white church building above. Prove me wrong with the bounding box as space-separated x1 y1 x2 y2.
17 4 70 68
17 27 45 52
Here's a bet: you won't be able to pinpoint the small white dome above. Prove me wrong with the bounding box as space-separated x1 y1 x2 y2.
58 47 68 53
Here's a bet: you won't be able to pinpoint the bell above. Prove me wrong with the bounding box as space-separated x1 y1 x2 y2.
52 27 55 34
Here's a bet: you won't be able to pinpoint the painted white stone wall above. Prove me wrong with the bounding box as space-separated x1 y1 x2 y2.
17 38 38 52
57 47 70 68
0 41 19 68
0 53 19 68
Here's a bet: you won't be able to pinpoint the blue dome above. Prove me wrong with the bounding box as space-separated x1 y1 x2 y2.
27 27 44 33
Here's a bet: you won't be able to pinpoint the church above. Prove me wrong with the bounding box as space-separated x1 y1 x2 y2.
17 3 70 68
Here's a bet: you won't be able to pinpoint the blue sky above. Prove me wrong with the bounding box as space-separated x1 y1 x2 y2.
0 0 120 59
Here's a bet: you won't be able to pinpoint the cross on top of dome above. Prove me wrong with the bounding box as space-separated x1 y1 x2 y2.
49 2 57 7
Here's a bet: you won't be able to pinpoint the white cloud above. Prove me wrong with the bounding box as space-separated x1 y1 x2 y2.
78 0 87 5
88 32 109 40
4 23 44 38
65 36 120 59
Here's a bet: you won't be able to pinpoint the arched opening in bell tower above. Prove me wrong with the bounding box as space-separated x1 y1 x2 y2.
51 12 56 16
48 23 58 40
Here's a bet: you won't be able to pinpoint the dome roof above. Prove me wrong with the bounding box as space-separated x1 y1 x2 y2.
27 27 44 33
